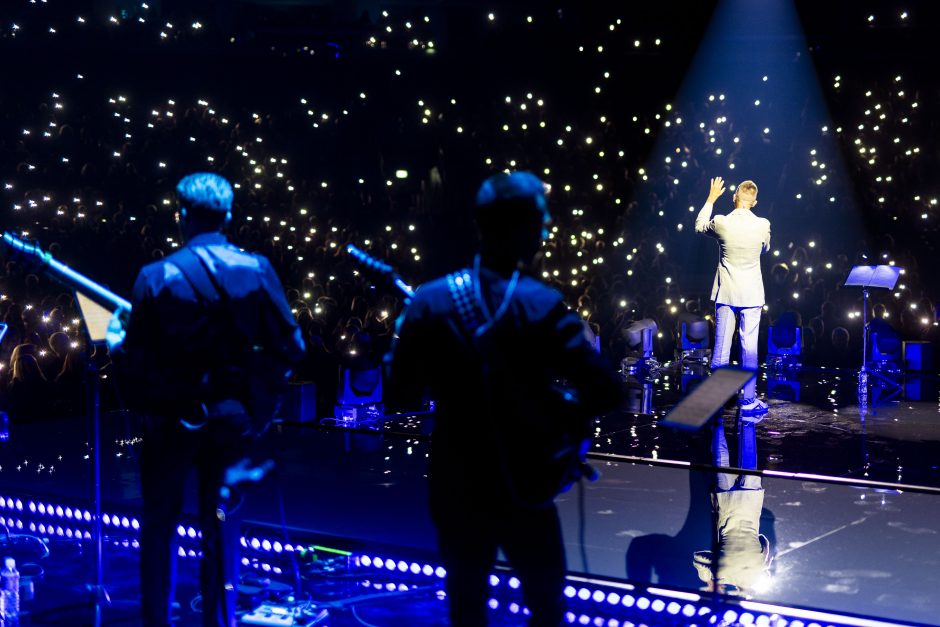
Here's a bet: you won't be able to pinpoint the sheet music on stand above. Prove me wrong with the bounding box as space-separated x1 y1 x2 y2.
76 291 116 344
661 367 755 430
844 265 901 290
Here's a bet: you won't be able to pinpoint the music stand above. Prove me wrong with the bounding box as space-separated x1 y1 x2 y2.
844 265 902 403
75 291 120 626
2 233 132 625
661 367 756 430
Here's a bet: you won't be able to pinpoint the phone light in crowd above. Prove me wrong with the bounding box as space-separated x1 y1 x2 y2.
395 169 408 179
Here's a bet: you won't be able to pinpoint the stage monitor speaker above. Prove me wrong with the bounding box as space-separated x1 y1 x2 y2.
280 382 317 422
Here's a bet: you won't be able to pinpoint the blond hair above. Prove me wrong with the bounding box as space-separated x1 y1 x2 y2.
734 180 758 208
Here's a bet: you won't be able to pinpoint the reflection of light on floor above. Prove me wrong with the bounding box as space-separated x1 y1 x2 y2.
750 572 774 594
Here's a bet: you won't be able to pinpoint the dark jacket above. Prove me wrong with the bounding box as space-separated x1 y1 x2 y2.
120 232 305 418
388 264 621 507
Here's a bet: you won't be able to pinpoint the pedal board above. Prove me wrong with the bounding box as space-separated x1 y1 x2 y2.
241 603 296 626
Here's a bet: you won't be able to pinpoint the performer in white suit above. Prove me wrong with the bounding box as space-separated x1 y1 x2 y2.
695 176 771 417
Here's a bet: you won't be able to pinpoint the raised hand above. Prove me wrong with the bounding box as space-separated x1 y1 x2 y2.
706 176 726 204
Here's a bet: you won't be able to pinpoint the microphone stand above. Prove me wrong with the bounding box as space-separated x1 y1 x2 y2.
85 339 111 627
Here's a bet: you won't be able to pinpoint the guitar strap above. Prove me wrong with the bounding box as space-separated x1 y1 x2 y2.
445 269 485 339
174 246 225 306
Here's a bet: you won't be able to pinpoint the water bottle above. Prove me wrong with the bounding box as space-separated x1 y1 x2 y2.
0 557 18 623
858 370 868 406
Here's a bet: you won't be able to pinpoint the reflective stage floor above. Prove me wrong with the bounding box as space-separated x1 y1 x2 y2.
0 363 937 625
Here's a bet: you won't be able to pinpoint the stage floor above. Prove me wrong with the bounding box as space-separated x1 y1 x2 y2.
1 363 937 625
598 363 940 487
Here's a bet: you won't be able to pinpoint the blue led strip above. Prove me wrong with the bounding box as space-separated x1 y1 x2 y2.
0 495 922 627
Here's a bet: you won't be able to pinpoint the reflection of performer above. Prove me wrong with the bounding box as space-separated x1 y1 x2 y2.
389 172 621 626
693 418 772 595
113 173 305 626
695 177 771 417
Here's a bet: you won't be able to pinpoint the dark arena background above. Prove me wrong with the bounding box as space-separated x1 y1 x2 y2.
1 0 939 625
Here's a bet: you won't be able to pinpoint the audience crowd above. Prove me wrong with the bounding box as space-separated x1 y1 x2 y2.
1 1 937 420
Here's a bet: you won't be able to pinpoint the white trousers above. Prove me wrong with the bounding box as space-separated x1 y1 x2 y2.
712 304 762 399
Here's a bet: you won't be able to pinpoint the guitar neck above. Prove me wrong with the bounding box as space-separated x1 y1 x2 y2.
1 232 132 312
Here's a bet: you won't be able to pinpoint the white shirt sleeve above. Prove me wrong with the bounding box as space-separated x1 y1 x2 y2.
695 202 717 235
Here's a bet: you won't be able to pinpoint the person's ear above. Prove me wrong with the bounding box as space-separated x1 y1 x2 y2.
224 210 232 226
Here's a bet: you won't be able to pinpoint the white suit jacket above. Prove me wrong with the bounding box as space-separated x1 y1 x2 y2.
695 203 771 307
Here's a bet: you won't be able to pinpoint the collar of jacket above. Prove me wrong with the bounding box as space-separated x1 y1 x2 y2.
184 232 228 248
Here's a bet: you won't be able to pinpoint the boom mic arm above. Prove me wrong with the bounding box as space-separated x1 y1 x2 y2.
346 244 415 301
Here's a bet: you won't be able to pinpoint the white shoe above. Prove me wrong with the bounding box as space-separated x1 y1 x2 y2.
738 398 769 421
